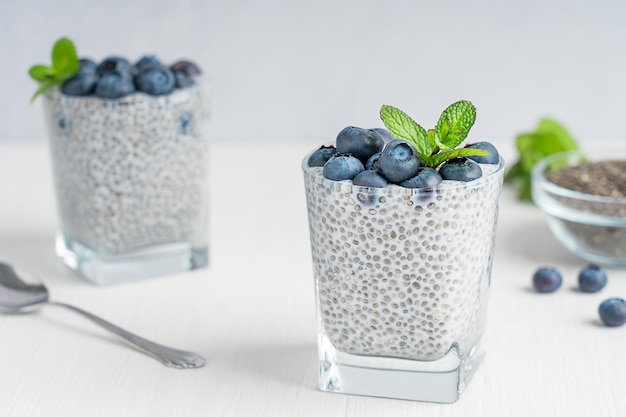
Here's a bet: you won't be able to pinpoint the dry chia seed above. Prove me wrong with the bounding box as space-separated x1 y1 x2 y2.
541 159 626 263
545 160 626 198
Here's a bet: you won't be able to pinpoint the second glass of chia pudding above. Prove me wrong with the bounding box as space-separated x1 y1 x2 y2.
302 102 505 403
40 54 209 285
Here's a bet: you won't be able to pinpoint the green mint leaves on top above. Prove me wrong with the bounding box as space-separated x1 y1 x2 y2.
380 100 487 168
28 37 80 101
435 100 476 149
505 118 579 201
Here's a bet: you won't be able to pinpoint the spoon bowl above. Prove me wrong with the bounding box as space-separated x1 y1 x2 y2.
0 263 49 313
0 261 204 368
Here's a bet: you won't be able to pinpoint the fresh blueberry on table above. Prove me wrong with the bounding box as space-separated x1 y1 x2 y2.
401 167 443 188
465 142 500 164
578 265 607 293
135 55 162 73
97 56 134 77
323 154 364 181
377 139 421 183
308 145 337 167
598 298 626 327
95 73 135 98
438 157 482 182
532 267 563 293
336 127 385 164
352 170 389 188
135 66 176 96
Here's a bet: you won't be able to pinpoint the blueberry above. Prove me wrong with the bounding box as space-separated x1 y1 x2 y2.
438 157 482 182
135 66 175 96
336 127 385 163
352 170 389 188
135 55 162 72
400 167 443 188
377 139 421 183
78 58 98 74
171 60 202 76
170 60 202 88
173 71 194 88
323 154 364 181
61 69 100 96
308 145 337 167
532 267 563 293
61 73 98 96
57 117 69 133
97 56 134 77
179 114 194 134
465 141 500 164
95 73 135 98
365 152 382 170
578 265 607 293
598 298 626 327
370 128 394 143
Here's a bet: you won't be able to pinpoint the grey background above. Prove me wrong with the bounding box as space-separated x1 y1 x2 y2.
2 0 625 146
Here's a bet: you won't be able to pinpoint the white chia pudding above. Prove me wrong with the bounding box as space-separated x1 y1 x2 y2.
42 84 209 255
303 155 504 361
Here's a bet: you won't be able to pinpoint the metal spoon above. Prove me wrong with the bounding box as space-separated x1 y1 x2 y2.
0 261 204 369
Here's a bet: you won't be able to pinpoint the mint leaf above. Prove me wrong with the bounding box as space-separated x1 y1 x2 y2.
435 100 476 149
429 147 488 167
505 119 579 201
379 101 490 169
28 65 57 82
30 79 56 102
380 105 432 157
537 118 577 150
433 132 451 151
51 38 79 75
28 38 80 102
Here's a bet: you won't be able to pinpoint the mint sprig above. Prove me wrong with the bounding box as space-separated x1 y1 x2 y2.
505 118 579 201
380 101 488 168
28 38 80 101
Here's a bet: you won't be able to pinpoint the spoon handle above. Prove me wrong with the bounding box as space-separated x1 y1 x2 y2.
48 301 205 369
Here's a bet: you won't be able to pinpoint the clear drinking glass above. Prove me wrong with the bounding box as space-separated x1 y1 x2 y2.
42 83 209 285
302 154 505 402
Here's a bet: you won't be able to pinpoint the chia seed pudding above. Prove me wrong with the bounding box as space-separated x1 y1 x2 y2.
303 155 504 361
42 83 209 256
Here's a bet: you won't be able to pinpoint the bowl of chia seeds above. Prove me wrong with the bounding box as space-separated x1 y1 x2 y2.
532 149 626 267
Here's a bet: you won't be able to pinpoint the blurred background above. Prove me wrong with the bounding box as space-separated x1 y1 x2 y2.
2 0 626 149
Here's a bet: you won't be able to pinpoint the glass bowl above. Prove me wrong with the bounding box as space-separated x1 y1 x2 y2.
532 150 626 267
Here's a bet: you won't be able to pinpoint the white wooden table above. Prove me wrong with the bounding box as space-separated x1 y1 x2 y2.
0 142 624 417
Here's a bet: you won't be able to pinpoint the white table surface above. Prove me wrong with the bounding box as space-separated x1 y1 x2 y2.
0 141 624 417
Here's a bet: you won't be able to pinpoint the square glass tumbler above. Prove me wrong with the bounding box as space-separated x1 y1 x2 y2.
302 154 505 402
42 83 209 285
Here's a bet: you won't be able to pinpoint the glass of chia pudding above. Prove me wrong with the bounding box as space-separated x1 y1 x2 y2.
38 50 209 285
302 102 505 402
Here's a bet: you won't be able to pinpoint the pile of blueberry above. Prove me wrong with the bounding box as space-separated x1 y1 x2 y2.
61 56 201 99
532 265 626 327
307 126 500 188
